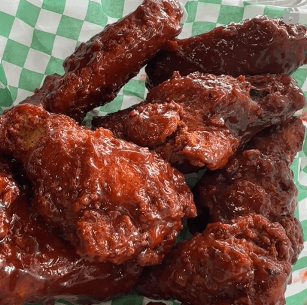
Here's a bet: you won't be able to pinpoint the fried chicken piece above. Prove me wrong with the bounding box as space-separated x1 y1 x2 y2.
192 151 298 223
0 103 196 266
145 16 307 88
92 72 305 173
137 214 293 305
23 0 183 121
189 117 305 263
0 165 142 305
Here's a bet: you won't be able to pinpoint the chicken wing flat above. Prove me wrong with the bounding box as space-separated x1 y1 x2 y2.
189 117 305 263
137 214 293 305
23 0 183 121
145 16 307 88
0 104 196 266
0 162 142 305
92 72 305 173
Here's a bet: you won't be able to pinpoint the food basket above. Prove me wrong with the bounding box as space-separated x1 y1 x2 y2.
0 0 306 304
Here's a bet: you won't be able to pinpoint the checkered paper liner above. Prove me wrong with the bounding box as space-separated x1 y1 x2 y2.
0 0 307 304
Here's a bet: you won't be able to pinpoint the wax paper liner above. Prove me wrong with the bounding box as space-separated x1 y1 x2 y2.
0 0 307 304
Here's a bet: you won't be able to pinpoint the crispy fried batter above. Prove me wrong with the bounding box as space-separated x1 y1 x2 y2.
0 159 142 305
93 72 305 173
145 16 307 88
137 214 293 305
189 117 305 263
0 104 196 266
23 0 183 121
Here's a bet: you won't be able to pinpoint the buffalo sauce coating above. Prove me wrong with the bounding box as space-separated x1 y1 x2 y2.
278 214 305 264
137 214 293 305
246 115 306 163
24 0 183 121
0 104 196 266
0 193 142 305
193 150 298 221
146 16 307 88
0 157 19 240
20 74 61 107
92 72 305 173
189 117 305 264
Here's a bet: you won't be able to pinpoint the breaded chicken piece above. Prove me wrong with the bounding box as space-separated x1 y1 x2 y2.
137 214 293 305
22 0 183 121
0 104 196 266
189 117 305 263
92 72 305 173
0 159 142 305
145 16 307 88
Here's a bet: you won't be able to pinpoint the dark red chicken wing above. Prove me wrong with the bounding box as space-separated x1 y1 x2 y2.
137 214 293 305
93 72 305 173
146 16 307 88
0 104 196 266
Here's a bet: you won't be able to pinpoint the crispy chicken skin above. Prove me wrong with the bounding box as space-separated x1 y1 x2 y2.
23 0 183 121
92 72 305 173
189 117 305 263
0 161 142 305
145 16 307 88
137 214 293 305
0 104 196 266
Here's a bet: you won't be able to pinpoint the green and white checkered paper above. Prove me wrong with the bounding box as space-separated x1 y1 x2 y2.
0 0 307 304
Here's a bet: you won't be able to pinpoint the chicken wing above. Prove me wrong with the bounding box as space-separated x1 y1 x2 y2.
145 16 307 88
0 103 196 266
23 0 183 121
189 117 305 263
0 158 142 305
137 214 293 305
92 72 305 173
